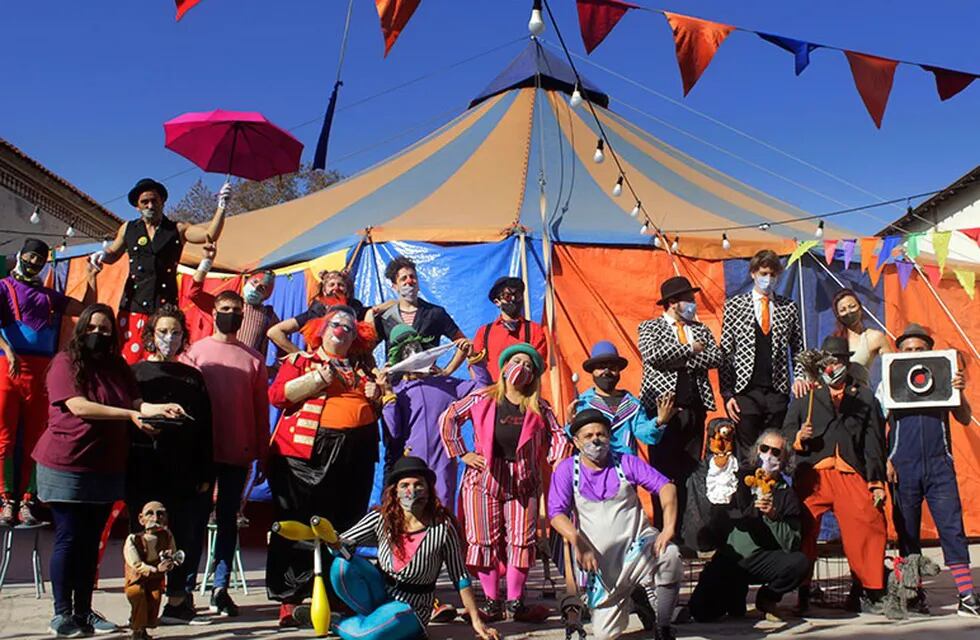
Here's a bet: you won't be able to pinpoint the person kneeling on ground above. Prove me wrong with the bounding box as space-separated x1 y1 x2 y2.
549 409 682 640
327 456 499 640
689 429 809 622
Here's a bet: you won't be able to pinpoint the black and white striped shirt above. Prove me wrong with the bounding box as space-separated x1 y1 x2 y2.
340 510 471 625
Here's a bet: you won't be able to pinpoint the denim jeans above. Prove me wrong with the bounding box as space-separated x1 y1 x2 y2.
212 463 249 590
49 502 113 617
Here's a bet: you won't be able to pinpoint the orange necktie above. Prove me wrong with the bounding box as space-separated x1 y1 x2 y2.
677 324 688 345
760 296 771 335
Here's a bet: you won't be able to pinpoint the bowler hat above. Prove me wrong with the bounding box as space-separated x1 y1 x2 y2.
385 456 437 489
498 342 544 374
657 276 701 306
127 178 169 207
582 341 628 373
569 408 611 436
820 335 854 357
895 323 934 349
488 276 524 302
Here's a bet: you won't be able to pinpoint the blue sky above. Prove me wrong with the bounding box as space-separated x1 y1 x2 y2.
3 1 978 236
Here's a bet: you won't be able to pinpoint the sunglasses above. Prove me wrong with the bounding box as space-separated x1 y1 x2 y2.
759 444 783 458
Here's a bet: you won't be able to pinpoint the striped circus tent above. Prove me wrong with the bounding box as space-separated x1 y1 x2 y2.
204 40 850 272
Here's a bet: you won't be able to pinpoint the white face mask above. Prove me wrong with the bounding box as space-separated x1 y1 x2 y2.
754 274 776 295
154 332 181 359
140 207 159 221
398 283 419 302
759 451 781 475
677 300 697 321
581 439 611 463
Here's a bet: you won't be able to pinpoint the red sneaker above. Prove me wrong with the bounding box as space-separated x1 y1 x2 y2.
278 604 299 628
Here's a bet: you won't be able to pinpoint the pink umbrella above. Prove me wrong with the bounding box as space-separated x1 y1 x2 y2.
164 109 303 182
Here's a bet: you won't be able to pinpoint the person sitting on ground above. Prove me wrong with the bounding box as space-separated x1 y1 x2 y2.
328 456 499 640
689 429 809 623
470 276 547 379
549 409 682 640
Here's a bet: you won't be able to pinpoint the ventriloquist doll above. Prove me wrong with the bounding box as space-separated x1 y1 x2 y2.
124 501 184 639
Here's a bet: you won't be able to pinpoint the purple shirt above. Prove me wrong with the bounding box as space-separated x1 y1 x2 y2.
547 453 670 521
0 276 68 356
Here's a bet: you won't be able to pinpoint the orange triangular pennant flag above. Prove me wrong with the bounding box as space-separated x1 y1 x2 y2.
867 263 885 288
844 51 899 128
376 0 421 57
921 263 942 287
663 12 734 96
859 237 879 272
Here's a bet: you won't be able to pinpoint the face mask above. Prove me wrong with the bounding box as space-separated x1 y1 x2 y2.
594 371 620 393
397 487 427 511
820 363 848 387
139 207 159 221
154 332 181 359
499 300 522 318
16 257 44 279
839 310 861 327
82 332 113 357
759 451 781 475
677 300 697 321
581 439 611 463
754 274 775 295
243 283 265 306
215 311 244 335
504 361 534 388
398 283 419 302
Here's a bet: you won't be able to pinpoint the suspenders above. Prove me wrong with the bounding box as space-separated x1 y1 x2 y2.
482 319 531 350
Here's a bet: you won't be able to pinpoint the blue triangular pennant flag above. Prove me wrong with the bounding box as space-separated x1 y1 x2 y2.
758 33 819 75
877 234 902 270
895 260 914 290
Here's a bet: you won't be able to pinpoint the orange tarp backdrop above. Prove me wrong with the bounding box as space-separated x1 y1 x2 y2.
884 269 980 538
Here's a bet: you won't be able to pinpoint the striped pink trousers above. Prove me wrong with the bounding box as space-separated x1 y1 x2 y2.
460 457 538 570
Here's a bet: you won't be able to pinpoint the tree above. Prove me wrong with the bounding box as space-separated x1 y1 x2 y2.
167 164 341 222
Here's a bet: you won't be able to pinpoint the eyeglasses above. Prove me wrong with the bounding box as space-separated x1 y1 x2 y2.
759 444 783 458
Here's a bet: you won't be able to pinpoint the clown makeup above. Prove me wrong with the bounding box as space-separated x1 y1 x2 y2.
322 311 356 354
243 271 275 306
820 357 848 388
396 476 428 512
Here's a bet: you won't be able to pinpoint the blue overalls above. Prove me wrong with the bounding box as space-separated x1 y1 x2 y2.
888 409 970 566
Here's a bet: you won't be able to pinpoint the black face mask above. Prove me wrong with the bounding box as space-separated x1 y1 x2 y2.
499 300 522 318
594 371 620 393
215 311 244 335
82 333 113 357
18 259 45 278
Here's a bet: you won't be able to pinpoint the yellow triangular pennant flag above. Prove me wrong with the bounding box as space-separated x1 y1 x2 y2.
953 269 976 300
788 240 819 266
933 230 952 272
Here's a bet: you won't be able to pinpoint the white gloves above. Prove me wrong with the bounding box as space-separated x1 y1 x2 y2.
217 182 232 210
89 250 106 271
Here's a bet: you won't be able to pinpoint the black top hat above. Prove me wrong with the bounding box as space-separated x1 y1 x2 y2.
384 456 437 488
895 323 934 349
820 335 854 357
569 408 612 436
657 276 701 306
127 178 169 207
488 276 524 302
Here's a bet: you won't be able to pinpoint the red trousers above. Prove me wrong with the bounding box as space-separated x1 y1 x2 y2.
460 458 538 570
0 355 49 497
796 467 886 590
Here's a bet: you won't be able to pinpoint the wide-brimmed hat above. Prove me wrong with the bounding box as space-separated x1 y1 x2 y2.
820 335 854 357
657 276 701 305
582 341 628 373
127 178 169 207
384 456 437 488
498 342 544 374
895 323 934 349
488 276 524 302
569 408 612 436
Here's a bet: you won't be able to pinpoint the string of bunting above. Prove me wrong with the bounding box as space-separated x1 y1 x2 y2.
575 0 978 127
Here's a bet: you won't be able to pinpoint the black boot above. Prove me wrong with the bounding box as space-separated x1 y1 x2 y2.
630 587 656 631
795 585 811 615
655 625 676 640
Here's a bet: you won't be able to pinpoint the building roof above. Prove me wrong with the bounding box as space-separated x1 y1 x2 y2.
878 164 980 235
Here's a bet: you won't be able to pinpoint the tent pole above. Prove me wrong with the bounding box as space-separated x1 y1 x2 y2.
909 259 980 364
804 251 895 340
518 229 531 319
797 260 808 349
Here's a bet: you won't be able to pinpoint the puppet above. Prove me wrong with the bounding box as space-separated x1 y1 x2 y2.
708 421 736 469
123 501 184 640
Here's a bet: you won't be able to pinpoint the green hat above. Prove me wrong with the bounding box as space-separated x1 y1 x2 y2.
498 342 544 374
387 324 424 366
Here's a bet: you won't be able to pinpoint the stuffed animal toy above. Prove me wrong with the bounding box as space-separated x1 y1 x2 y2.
744 468 778 498
883 554 941 620
708 422 736 468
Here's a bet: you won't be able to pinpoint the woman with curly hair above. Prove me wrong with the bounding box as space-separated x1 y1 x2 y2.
127 304 214 625
32 303 186 637
329 456 498 640
265 303 382 627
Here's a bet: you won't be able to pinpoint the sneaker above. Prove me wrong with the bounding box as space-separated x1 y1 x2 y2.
279 603 300 628
431 599 457 623
0 497 15 528
209 588 240 617
506 599 551 623
477 598 504 623
76 611 118 635
48 614 84 638
160 598 211 625
17 498 40 526
958 593 980 618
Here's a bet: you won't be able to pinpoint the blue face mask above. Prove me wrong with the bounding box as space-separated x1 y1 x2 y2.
754 274 775 294
678 301 697 321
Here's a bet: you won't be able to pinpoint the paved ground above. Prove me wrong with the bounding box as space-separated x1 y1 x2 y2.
2 531 979 639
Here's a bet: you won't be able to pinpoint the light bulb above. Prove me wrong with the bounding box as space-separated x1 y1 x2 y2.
102 239 110 249
653 234 661 248
816 220 825 238
30 206 40 224
640 223 648 234
759 222 771 231
593 138 605 164
58 243 66 253
528 1 545 36
571 372 579 384
569 85 583 108
722 233 731 251
671 237 679 252
612 176 623 197
630 201 641 217
66 226 75 237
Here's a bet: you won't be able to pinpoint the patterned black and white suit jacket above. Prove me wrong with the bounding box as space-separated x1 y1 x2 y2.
719 292 805 399
637 316 722 412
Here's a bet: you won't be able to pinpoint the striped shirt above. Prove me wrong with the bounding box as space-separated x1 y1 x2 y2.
340 510 470 625
238 303 278 356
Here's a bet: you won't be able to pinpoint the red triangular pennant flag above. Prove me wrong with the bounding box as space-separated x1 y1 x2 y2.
921 263 942 287
959 227 980 246
844 51 899 128
823 239 839 265
663 12 734 96
175 0 203 21
921 65 977 101
375 0 421 57
577 0 639 54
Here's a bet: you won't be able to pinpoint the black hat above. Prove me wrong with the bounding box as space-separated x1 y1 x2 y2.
384 456 437 488
20 238 50 258
820 335 854 357
127 178 169 207
657 276 701 306
488 276 524 302
569 409 612 436
895 323 934 349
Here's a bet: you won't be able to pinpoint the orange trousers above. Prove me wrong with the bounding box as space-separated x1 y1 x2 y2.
125 576 164 631
796 467 886 590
